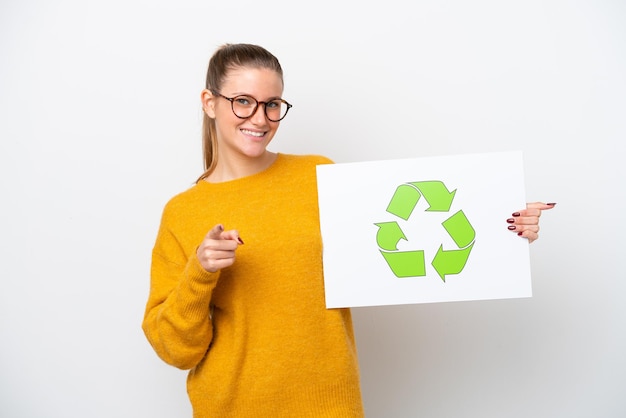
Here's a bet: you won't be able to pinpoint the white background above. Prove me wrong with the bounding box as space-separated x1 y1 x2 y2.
1 1 624 417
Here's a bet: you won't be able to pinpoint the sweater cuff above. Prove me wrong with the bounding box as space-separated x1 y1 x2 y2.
185 250 221 285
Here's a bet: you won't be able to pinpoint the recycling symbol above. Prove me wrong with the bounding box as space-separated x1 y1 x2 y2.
374 181 476 282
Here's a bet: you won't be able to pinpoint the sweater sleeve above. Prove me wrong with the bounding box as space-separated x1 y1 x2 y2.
142 216 219 370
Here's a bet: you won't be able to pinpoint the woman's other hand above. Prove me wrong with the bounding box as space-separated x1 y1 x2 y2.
507 202 556 243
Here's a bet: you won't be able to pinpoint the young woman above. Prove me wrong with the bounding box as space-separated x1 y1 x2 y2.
142 43 554 417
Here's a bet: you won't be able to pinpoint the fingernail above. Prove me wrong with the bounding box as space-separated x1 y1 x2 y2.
547 203 557 206
512 212 521 217
218 224 224 232
508 225 516 230
237 237 244 245
517 232 523 236
507 218 515 223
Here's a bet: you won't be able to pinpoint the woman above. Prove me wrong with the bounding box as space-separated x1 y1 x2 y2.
142 43 554 417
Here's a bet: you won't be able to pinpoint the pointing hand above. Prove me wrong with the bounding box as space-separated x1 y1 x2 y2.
196 224 244 273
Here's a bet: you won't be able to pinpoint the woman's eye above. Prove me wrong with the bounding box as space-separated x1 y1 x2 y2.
235 97 253 106
266 100 280 109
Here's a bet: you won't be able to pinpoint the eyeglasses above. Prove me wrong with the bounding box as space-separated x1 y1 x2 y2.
212 90 292 122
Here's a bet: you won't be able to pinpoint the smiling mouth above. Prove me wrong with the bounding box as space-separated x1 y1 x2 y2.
241 129 265 138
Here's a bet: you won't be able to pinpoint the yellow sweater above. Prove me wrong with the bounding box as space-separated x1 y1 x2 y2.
142 154 364 417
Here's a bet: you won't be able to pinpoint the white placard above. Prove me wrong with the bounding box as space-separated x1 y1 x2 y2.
316 151 531 308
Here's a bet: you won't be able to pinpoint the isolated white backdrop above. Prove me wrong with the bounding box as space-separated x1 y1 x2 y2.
1 1 624 417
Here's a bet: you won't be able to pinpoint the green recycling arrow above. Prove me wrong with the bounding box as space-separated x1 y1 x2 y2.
432 242 474 282
442 210 475 248
431 210 475 281
375 221 407 251
410 181 456 212
386 184 421 220
380 250 426 278
386 181 457 221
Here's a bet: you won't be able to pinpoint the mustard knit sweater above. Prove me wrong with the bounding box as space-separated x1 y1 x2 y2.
142 154 364 417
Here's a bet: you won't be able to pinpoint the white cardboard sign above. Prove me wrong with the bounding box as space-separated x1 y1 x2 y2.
316 151 531 308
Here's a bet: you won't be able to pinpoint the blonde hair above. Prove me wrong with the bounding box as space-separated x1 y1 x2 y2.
196 43 284 182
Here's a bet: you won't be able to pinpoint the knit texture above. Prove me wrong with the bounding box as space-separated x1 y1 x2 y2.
142 154 364 417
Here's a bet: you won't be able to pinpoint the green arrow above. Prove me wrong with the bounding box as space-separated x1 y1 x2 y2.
431 242 474 282
380 250 426 277
386 184 421 220
375 222 407 251
410 181 456 212
442 210 476 248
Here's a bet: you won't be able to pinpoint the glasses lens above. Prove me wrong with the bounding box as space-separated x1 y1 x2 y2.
231 95 258 118
265 100 289 121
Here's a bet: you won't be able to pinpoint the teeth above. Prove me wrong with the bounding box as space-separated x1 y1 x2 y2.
242 129 264 137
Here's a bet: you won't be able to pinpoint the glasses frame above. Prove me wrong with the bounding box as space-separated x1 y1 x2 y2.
211 90 293 122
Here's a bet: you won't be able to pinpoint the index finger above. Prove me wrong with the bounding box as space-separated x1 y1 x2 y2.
526 202 557 211
205 223 225 240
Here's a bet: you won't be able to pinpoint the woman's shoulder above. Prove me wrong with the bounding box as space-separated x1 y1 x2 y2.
279 153 334 166
159 181 206 217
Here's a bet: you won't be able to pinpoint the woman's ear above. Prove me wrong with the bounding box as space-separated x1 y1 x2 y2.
201 89 216 118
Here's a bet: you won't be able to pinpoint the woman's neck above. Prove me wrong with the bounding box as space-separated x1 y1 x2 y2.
204 151 278 183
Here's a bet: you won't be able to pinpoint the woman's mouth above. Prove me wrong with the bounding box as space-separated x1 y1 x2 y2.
241 129 265 138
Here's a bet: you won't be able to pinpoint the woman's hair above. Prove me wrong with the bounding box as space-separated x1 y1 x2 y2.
196 43 284 182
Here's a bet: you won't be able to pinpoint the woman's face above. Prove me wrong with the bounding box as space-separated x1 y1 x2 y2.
206 67 284 163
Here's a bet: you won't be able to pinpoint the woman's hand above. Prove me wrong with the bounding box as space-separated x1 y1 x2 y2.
197 224 244 272
507 202 556 243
